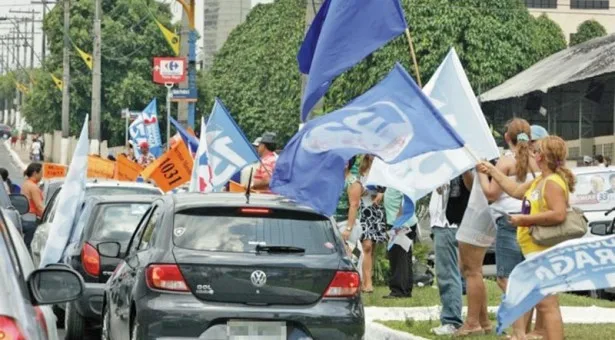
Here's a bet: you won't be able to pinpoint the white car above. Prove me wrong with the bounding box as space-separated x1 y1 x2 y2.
1 203 84 340
571 166 615 298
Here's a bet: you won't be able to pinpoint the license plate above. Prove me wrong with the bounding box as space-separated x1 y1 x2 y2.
227 320 286 340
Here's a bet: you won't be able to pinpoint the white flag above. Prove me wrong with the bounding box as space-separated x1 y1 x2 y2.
366 47 499 202
456 173 496 247
40 115 89 267
189 117 213 192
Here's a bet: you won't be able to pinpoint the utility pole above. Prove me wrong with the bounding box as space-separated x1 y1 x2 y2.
91 0 102 153
31 0 53 62
176 0 197 129
30 10 35 69
61 0 71 165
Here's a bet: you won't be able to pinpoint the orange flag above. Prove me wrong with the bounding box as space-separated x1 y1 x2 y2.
229 181 261 194
87 156 115 179
114 154 144 182
42 163 67 179
141 140 193 192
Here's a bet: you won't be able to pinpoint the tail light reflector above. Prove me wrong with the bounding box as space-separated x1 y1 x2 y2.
0 315 26 340
146 264 189 292
324 271 360 297
34 307 48 339
81 242 100 277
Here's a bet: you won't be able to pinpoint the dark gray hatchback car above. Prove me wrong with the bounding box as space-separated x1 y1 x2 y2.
102 193 365 340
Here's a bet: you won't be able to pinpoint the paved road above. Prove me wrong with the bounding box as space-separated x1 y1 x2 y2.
0 140 24 186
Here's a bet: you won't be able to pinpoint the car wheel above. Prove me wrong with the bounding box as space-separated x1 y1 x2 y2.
101 303 111 340
64 302 87 340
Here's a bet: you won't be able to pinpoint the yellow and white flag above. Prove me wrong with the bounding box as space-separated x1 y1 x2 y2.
50 74 63 91
74 44 93 70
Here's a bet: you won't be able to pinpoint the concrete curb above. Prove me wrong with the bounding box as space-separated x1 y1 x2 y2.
366 321 430 340
4 140 27 171
366 305 615 324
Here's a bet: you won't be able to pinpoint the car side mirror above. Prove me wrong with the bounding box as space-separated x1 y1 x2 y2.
27 268 84 306
591 223 609 236
9 194 29 215
97 241 121 258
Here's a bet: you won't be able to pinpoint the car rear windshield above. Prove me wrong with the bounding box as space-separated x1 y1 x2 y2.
86 187 161 196
173 207 337 254
91 203 150 250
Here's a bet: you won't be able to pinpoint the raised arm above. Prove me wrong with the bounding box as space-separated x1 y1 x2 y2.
477 161 532 200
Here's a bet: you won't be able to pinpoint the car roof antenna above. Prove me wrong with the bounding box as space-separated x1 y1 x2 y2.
245 168 254 204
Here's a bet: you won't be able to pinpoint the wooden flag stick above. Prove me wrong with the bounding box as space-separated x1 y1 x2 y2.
404 28 422 87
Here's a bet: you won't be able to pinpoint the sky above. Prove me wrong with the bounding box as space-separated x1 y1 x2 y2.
0 0 274 69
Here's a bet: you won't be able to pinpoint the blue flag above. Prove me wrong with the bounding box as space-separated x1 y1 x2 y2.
205 98 260 191
271 63 465 216
142 99 163 157
298 0 407 122
170 116 199 154
392 196 415 228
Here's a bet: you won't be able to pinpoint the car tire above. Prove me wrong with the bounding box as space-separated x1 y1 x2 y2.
101 303 111 340
64 302 87 340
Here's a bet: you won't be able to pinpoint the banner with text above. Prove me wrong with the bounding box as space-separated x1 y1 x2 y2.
114 155 144 182
141 140 193 192
87 156 116 179
42 163 67 179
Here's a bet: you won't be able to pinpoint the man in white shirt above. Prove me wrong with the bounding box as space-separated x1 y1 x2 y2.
30 138 42 161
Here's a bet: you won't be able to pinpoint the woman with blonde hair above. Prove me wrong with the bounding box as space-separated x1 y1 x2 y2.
475 118 540 339
478 135 573 340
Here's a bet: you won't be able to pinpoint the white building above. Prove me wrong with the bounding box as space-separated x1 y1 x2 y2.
526 0 615 42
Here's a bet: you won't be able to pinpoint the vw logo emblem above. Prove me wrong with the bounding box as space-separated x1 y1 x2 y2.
250 270 267 287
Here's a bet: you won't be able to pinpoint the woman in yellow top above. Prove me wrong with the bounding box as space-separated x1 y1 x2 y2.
478 135 574 340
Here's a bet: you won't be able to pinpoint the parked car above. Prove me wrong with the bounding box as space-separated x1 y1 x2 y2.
39 178 65 206
0 123 11 139
102 193 365 340
571 166 615 298
61 195 157 339
31 180 163 267
0 178 28 234
0 201 85 340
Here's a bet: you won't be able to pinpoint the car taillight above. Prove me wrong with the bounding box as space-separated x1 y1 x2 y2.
0 315 26 340
324 271 360 298
34 307 48 339
146 264 189 292
240 208 271 215
81 243 100 277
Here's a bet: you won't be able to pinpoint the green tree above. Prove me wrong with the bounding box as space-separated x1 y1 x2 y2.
20 0 176 146
570 19 607 46
201 0 567 144
532 14 567 59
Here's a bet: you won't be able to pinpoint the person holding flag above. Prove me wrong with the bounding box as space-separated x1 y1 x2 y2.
252 132 278 192
137 141 156 167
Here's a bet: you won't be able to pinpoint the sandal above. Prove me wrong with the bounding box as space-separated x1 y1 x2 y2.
482 325 493 334
526 333 543 340
454 326 484 337
361 289 374 294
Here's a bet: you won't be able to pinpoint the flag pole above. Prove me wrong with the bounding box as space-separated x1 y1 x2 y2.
404 28 422 87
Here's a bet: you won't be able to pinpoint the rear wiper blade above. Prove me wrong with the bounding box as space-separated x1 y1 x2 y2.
255 245 305 253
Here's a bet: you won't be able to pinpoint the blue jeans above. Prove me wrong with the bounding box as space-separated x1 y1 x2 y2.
433 227 463 327
495 217 524 278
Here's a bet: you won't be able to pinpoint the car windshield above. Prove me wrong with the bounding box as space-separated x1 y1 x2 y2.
91 203 151 251
173 207 337 255
571 170 615 211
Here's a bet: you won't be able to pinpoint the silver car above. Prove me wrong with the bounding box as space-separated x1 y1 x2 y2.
31 180 163 268
0 202 84 340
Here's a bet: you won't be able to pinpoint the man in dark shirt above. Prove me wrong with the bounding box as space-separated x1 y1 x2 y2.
430 170 472 335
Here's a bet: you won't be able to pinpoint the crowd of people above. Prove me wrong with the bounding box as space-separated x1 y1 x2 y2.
0 121 581 338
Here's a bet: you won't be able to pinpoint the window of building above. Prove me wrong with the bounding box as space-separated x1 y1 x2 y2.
525 0 557 8
571 0 610 9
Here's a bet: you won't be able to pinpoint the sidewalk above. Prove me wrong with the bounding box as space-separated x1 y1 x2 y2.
365 306 615 324
4 140 28 171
